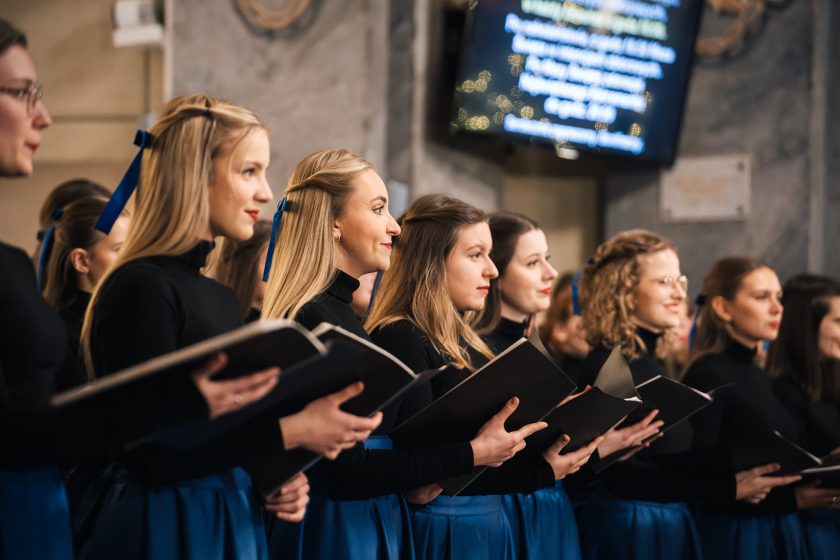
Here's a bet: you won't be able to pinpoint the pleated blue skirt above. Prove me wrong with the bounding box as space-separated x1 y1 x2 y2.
695 511 806 559
576 497 702 560
267 435 413 560
800 509 840 560
503 480 581 559
410 494 515 560
79 467 267 560
0 466 73 560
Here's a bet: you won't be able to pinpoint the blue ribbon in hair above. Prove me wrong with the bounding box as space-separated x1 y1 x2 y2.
95 129 154 234
688 293 706 350
262 195 288 282
37 207 63 290
571 269 583 316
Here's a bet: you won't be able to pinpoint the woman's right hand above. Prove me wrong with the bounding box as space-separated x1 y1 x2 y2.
279 382 383 459
191 353 281 418
794 480 840 510
597 410 663 458
542 434 604 479
470 397 548 467
735 463 801 504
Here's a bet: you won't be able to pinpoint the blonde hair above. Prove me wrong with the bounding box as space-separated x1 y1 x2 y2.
81 93 265 375
582 229 676 361
365 194 495 370
261 148 372 322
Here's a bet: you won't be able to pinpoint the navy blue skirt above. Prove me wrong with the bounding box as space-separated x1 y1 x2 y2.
410 494 514 560
576 497 702 560
79 467 267 560
800 509 840 559
0 466 73 560
503 480 581 559
695 511 806 559
267 435 413 560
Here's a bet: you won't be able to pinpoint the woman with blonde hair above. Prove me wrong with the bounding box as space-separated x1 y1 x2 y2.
79 95 378 559
574 231 795 560
684 257 826 558
261 150 536 559
367 194 600 560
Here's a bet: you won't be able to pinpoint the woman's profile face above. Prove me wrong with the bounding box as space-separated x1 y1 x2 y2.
73 215 129 291
0 45 52 177
498 228 558 318
817 296 840 361
208 128 273 242
445 221 498 312
334 169 401 278
715 267 783 346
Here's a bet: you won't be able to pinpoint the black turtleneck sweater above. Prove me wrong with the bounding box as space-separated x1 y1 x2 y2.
482 317 529 355
55 289 91 392
90 241 287 483
773 375 840 458
294 270 474 500
372 318 555 495
572 328 735 504
684 341 806 513
0 242 80 467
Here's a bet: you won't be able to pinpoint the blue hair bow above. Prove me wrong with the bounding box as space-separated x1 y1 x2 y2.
37 207 63 290
688 293 706 350
262 195 288 282
95 129 154 234
571 269 583 316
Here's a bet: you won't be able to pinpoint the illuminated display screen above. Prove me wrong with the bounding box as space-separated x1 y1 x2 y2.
451 0 703 163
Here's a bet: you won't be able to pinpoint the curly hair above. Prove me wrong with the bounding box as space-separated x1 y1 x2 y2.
581 229 676 360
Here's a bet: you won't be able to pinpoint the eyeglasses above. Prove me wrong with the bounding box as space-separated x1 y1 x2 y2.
657 275 689 293
0 82 44 114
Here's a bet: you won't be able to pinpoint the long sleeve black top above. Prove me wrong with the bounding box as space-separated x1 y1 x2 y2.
0 242 82 468
55 289 91 391
89 241 286 484
371 317 555 495
294 270 474 500
683 341 805 513
571 328 735 505
773 375 840 458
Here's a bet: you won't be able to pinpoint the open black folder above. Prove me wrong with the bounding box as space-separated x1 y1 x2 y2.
617 375 713 432
51 320 325 432
525 346 642 457
390 336 577 496
732 428 840 477
52 320 437 496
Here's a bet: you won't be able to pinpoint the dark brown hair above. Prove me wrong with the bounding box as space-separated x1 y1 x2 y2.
0 19 27 55
475 211 539 333
42 197 110 309
766 273 840 403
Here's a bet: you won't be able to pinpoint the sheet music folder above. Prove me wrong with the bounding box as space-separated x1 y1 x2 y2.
732 429 832 476
53 320 436 496
523 346 640 467
390 336 577 496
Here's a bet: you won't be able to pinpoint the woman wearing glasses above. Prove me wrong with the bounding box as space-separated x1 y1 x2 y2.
574 230 795 560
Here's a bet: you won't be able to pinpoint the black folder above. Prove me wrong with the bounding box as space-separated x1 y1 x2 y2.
50 320 325 440
525 346 641 460
618 375 713 432
732 429 826 476
390 336 577 495
152 322 440 496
